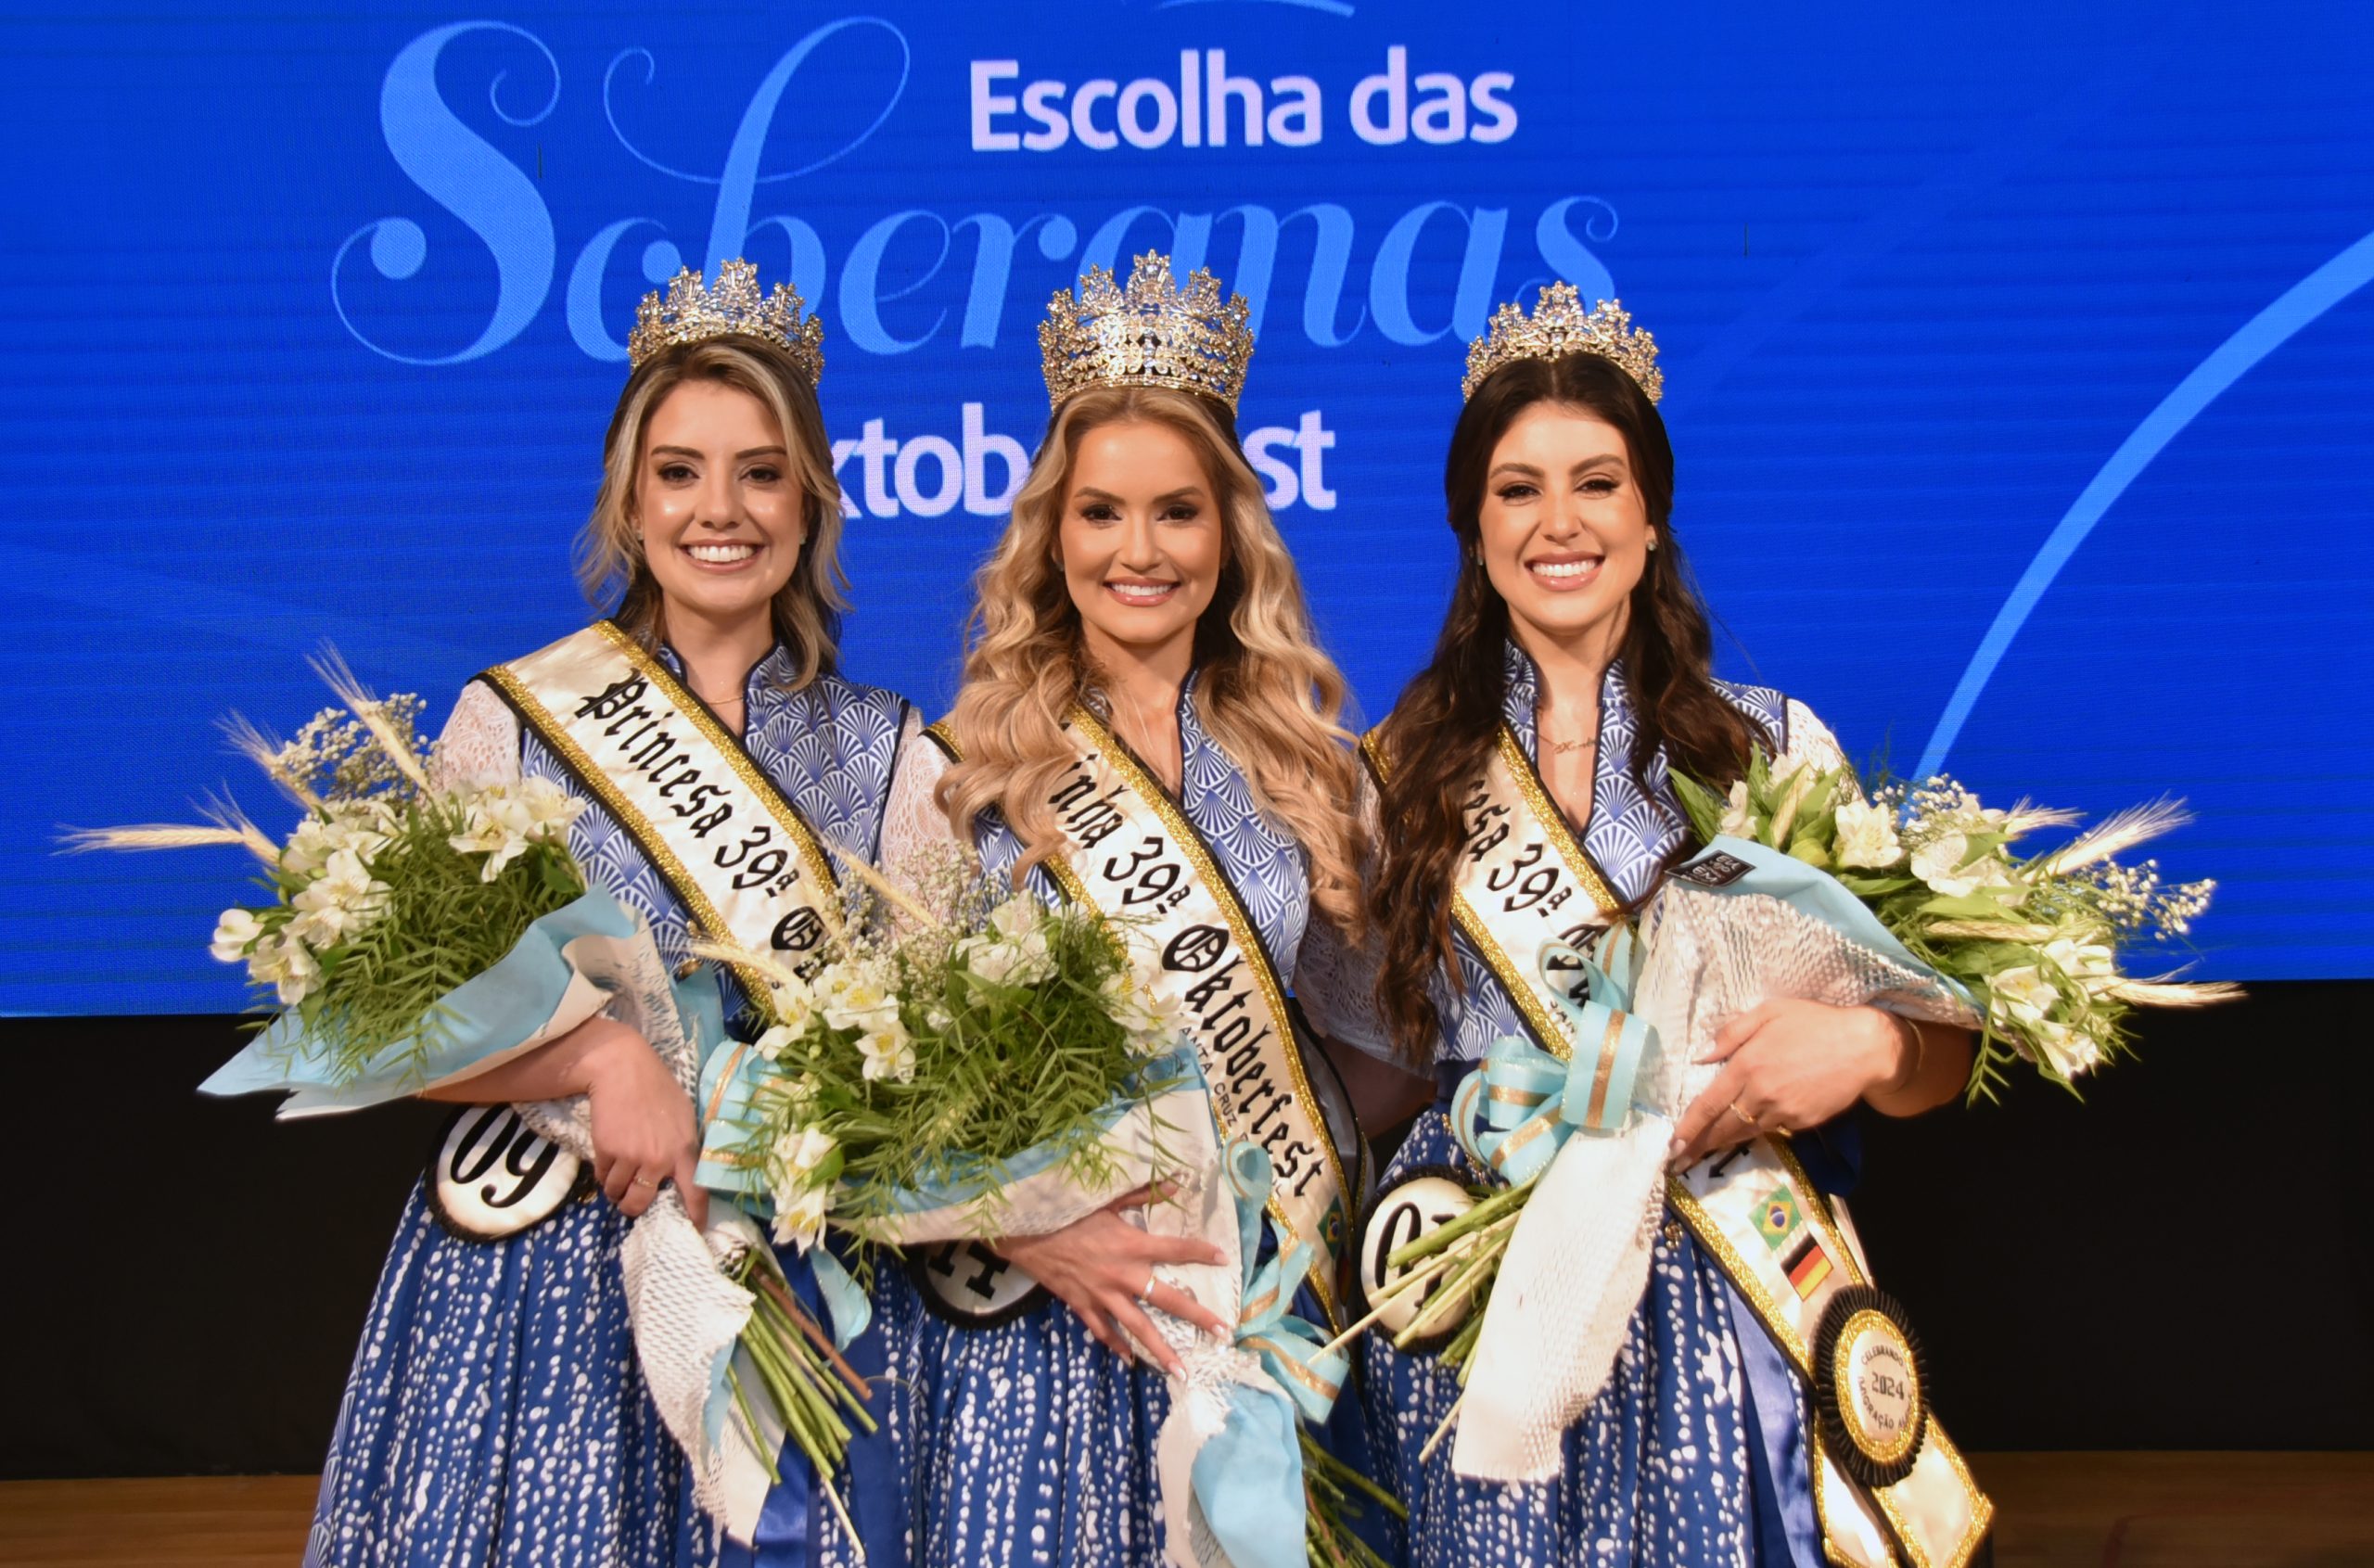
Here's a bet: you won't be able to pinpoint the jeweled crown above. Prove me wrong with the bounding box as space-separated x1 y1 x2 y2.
627 258 824 383
1462 285 1662 403
1040 251 1255 413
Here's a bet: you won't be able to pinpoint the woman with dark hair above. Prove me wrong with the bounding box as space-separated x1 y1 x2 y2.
1302 287 1985 1567
304 261 916 1568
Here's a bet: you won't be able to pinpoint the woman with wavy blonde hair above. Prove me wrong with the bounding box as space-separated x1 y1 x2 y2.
875 255 1403 1567
304 263 918 1568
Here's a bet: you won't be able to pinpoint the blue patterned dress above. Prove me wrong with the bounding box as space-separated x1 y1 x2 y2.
305 642 913 1568
880 678 1344 1568
1324 642 1852 1568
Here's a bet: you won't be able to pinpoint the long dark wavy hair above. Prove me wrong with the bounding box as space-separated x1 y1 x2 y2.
1367 352 1769 1065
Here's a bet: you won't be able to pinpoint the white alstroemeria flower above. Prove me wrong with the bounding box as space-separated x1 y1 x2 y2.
2028 1017 2102 1080
449 785 538 880
318 807 393 866
1833 797 1905 870
769 973 820 1036
859 1019 918 1082
1105 969 1185 1050
771 1184 830 1251
280 817 338 878
1909 831 1985 898
288 849 391 947
1986 963 2060 1032
753 1024 797 1062
249 932 323 1005
1717 778 1756 838
964 898 1057 987
986 896 1040 942
515 775 584 843
210 907 264 964
772 1124 839 1175
2042 936 2116 985
821 961 900 1035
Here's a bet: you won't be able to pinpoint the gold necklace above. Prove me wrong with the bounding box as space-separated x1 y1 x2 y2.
1539 706 1598 757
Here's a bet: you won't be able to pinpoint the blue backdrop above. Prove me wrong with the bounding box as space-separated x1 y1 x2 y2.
5 1 2368 1013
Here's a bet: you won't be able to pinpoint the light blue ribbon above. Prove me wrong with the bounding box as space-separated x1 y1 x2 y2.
202 886 660 1113
1451 924 1654 1181
1188 1138 1348 1568
1678 835 1967 1002
1450 835 1974 1185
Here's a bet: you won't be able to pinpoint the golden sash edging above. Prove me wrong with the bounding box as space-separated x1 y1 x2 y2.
1066 705 1351 1326
483 624 840 1003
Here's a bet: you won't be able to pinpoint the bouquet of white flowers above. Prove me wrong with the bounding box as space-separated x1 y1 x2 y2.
699 845 1190 1256
69 656 594 1090
1352 756 2235 1421
71 656 878 1544
1672 755 2232 1094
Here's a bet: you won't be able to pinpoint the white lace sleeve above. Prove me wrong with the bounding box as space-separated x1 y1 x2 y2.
1293 767 1398 1062
880 715 962 877
1780 698 1861 802
431 679 520 790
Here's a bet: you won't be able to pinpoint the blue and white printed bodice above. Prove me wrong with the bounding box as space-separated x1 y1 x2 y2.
1435 641 1790 1064
506 640 913 1026
971 671 1315 979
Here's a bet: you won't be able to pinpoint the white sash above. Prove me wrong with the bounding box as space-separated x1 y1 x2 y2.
483 622 841 995
1378 722 1991 1566
938 709 1355 1324
1361 724 1628 1044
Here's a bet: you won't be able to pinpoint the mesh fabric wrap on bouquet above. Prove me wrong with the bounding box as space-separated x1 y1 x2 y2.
1452 870 1971 1482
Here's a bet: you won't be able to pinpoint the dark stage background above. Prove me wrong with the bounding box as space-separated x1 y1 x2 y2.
4 984 2366 1479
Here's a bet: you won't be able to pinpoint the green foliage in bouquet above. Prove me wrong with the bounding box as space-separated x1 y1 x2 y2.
68 655 588 1083
713 845 1188 1258
1671 752 2233 1099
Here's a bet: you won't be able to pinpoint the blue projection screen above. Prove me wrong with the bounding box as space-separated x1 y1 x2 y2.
3 2 2368 1013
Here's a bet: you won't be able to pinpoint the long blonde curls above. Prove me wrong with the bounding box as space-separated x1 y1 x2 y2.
938 387 1365 929
574 338 849 688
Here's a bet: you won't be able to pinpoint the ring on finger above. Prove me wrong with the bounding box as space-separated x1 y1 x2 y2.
1727 1100 1759 1129
632 1173 661 1190
1137 1268 1158 1307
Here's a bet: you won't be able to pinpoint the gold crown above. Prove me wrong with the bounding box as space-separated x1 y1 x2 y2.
1462 285 1663 403
627 258 824 382
1040 251 1255 412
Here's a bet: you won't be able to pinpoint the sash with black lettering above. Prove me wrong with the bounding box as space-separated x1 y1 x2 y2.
481 621 842 992
1367 726 1989 1566
1361 723 1629 1056
935 712 1355 1327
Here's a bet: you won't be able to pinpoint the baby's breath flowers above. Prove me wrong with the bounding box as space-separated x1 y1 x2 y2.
1673 757 2234 1097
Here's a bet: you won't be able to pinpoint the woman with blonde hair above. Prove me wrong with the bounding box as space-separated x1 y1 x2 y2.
876 253 1399 1566
305 261 918 1568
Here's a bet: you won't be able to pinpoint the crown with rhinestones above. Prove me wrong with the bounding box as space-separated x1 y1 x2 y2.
626 258 824 382
1040 251 1255 413
1462 285 1662 403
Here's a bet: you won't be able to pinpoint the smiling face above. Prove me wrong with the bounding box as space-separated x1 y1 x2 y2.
634 378 806 632
1475 402 1654 656
1056 418 1227 670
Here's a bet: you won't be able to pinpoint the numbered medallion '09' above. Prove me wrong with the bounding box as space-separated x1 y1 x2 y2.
910 1237 1052 1327
1356 1166 1483 1350
428 1104 592 1242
